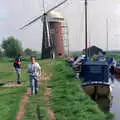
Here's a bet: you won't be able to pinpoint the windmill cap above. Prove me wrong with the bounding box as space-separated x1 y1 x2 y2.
46 11 64 22
48 11 64 18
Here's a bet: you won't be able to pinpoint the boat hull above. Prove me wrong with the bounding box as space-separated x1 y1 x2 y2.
115 67 120 79
82 84 111 99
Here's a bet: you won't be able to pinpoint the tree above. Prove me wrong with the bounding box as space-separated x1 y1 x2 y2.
24 48 33 56
0 45 4 57
2 36 23 58
31 50 38 56
0 50 4 57
24 48 40 58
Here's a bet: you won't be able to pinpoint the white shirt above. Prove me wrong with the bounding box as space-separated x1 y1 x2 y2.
28 62 41 76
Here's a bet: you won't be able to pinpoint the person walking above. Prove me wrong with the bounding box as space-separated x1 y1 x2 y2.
13 54 22 84
28 56 41 95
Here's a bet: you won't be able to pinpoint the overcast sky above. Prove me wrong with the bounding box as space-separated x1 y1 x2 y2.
0 0 120 51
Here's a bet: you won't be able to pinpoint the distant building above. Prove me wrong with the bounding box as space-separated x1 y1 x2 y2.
83 46 105 57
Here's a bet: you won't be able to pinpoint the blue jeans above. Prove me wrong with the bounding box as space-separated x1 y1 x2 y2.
15 68 21 82
29 75 38 95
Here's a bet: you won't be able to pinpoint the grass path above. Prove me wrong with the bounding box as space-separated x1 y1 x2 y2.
43 72 56 120
16 88 30 120
16 69 55 120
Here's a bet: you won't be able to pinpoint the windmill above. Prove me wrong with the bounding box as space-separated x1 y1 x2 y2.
20 0 68 59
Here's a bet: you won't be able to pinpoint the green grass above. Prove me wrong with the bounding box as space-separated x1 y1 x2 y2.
105 53 120 61
23 59 52 120
0 61 29 84
0 59 114 120
23 80 49 120
0 87 26 120
24 59 114 120
48 60 111 120
0 59 51 120
0 61 29 120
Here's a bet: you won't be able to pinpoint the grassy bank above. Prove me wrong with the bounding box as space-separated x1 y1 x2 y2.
48 60 109 120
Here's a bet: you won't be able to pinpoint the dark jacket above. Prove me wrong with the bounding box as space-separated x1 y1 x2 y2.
13 57 22 68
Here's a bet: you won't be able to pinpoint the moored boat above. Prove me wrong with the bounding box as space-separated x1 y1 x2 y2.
82 61 112 100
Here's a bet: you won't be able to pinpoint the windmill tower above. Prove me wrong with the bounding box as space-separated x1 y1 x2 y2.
20 0 68 59
46 11 65 58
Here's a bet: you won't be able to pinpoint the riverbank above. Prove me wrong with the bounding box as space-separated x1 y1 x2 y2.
48 59 113 120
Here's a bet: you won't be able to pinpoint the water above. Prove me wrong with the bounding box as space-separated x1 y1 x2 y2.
92 78 120 120
110 79 120 120
82 78 120 119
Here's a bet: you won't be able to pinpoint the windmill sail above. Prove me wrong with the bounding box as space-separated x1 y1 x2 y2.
46 0 68 14
20 0 68 59
20 15 42 29
41 14 52 58
20 0 68 30
45 16 51 47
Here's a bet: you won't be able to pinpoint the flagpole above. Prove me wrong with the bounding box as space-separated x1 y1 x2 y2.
106 17 109 51
85 0 88 55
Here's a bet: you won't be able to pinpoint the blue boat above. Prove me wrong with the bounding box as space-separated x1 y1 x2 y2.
82 61 112 100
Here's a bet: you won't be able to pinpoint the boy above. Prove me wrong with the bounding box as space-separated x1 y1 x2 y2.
28 56 41 95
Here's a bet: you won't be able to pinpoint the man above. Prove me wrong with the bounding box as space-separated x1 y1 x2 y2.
28 56 41 95
13 54 22 84
72 55 86 78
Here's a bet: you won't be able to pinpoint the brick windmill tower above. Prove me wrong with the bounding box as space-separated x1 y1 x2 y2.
20 0 68 59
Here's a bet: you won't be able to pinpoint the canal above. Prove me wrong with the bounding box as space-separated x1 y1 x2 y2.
110 79 120 120
91 78 120 120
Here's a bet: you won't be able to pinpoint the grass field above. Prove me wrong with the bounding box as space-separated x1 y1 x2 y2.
0 87 26 120
0 59 113 120
0 60 28 120
0 59 52 120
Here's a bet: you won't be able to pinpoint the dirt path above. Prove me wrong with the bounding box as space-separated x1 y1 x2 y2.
16 88 30 120
16 71 56 120
41 72 56 120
